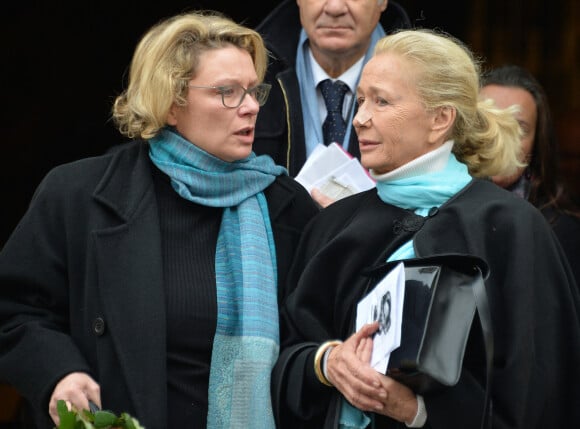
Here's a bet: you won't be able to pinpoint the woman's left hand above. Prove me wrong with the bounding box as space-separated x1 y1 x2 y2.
374 375 419 424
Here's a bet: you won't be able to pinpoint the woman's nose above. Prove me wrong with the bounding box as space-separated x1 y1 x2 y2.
353 105 372 127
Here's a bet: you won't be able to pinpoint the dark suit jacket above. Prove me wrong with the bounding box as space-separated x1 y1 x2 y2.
542 206 580 288
253 0 411 176
273 180 580 428
0 141 319 428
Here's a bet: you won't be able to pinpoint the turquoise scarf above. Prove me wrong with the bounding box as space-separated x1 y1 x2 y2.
375 153 472 215
149 128 287 428
339 153 472 428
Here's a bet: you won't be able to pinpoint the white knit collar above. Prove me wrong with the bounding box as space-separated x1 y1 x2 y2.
371 140 454 182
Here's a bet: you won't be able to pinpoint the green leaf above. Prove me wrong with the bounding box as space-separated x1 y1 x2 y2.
92 410 118 428
120 413 145 429
75 420 94 429
82 409 95 422
55 400 77 429
120 415 135 429
53 401 145 429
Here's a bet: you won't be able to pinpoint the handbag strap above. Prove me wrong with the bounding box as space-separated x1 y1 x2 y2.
472 269 493 429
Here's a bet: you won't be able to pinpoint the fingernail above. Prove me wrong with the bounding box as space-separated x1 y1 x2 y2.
379 389 387 399
375 403 384 410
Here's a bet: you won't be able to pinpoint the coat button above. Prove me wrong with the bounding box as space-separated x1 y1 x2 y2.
92 317 106 336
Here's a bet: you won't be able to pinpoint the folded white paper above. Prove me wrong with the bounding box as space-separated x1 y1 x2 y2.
356 262 405 374
295 143 375 200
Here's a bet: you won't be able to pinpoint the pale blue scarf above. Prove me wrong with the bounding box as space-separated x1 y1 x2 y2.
295 25 385 157
375 153 472 214
339 152 472 428
149 128 287 428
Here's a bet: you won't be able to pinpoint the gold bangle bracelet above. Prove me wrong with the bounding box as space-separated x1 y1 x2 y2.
313 340 343 387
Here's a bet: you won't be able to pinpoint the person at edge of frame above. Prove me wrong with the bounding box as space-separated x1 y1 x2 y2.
271 28 580 429
0 11 319 429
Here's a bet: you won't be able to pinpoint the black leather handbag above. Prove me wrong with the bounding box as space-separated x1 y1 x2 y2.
362 253 494 428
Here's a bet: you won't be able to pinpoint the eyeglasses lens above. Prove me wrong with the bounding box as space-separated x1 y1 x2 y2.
225 84 270 108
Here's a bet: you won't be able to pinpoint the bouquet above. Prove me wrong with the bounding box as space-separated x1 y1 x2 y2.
54 399 145 429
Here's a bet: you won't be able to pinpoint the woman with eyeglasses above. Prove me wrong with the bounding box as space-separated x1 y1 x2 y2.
0 11 318 429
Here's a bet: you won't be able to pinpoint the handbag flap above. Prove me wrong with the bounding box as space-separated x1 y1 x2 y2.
386 265 440 375
362 254 488 393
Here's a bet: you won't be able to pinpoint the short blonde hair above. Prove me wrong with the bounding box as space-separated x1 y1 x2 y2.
112 11 268 140
374 29 523 177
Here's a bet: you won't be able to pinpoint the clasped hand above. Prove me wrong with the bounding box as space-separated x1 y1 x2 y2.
325 322 418 424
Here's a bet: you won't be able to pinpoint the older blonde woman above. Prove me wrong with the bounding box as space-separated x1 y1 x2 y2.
272 29 580 429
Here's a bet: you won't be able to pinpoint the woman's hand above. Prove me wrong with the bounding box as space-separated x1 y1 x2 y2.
375 375 419 424
48 372 101 426
325 322 419 424
311 188 336 208
325 322 387 412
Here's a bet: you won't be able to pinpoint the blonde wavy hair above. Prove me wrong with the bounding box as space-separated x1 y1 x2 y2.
112 11 268 140
374 29 524 177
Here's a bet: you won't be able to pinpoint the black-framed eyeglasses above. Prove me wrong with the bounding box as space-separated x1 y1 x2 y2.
188 83 272 108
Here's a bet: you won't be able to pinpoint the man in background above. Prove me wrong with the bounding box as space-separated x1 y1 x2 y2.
253 0 410 178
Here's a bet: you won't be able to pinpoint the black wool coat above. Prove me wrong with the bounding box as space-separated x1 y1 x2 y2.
541 206 580 289
272 180 580 429
0 141 319 429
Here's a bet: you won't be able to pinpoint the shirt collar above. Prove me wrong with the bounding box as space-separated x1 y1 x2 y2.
307 45 364 94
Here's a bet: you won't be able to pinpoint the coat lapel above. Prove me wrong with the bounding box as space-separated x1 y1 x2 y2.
93 143 167 428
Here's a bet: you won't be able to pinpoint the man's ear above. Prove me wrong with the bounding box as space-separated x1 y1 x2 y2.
429 105 456 144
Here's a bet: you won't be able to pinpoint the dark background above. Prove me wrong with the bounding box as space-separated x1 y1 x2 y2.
1 0 579 425
2 1 578 248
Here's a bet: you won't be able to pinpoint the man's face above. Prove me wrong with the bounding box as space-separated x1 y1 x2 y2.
296 0 387 61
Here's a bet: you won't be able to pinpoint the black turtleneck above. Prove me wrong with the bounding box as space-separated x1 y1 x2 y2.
152 164 222 427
